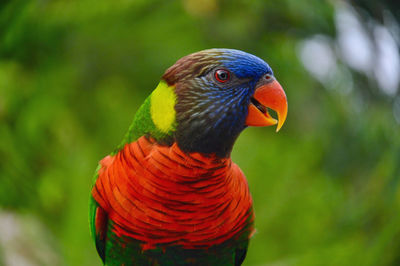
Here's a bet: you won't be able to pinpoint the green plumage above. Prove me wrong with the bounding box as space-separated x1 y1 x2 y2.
104 228 249 266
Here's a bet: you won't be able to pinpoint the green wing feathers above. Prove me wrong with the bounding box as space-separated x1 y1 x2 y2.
89 164 108 263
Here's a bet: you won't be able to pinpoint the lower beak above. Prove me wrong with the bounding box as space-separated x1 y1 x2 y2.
245 79 288 132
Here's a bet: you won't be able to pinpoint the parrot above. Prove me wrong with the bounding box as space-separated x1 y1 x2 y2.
89 48 288 266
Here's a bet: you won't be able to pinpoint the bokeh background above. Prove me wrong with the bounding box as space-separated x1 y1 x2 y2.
1 0 400 265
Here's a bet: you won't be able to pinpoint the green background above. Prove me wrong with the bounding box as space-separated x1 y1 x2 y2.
1 0 400 265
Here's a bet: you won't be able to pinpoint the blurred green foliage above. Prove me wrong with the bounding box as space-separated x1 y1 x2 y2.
0 0 399 265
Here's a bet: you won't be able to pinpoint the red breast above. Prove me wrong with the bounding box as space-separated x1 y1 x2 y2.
92 136 254 250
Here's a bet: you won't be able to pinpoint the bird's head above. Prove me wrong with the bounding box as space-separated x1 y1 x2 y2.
132 49 287 158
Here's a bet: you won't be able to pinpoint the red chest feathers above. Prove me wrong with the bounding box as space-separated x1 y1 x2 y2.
92 136 254 250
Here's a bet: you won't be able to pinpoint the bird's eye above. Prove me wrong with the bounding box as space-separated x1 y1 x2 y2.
214 69 230 83
265 74 273 81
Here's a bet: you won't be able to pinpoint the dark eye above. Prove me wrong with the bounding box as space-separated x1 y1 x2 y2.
265 74 273 81
214 69 230 83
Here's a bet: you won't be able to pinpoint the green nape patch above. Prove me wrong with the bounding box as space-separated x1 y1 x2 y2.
115 81 176 154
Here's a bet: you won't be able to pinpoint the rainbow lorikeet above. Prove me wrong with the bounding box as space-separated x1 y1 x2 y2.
89 48 288 266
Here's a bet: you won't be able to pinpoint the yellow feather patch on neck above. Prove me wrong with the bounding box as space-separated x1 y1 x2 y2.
150 81 176 133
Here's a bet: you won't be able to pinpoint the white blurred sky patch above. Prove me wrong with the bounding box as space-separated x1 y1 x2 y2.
298 2 400 97
335 4 373 74
374 25 400 96
299 35 337 83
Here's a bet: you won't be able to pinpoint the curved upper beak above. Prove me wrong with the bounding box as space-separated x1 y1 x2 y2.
245 78 288 132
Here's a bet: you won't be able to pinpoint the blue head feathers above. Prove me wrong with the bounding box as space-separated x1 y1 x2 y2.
217 49 273 79
162 48 275 157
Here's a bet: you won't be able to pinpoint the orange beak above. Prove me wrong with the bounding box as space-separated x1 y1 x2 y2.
245 79 288 132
